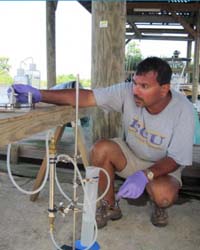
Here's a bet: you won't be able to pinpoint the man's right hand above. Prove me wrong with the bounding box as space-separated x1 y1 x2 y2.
116 170 148 200
9 84 42 103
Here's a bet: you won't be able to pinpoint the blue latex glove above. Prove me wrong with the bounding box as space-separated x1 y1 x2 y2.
116 170 148 200
8 84 41 103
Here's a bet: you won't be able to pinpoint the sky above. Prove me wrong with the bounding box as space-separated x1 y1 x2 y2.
0 1 191 81
0 1 92 80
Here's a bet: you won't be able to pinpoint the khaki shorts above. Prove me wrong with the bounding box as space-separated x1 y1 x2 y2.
112 138 183 185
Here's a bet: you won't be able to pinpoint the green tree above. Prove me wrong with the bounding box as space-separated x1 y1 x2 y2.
125 41 143 71
56 74 91 89
56 74 76 84
0 57 13 85
0 57 11 74
0 74 13 85
81 78 91 88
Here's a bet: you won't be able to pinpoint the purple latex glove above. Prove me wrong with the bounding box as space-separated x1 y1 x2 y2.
116 170 148 200
9 84 41 103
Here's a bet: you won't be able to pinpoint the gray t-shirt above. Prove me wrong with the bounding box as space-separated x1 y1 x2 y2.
93 82 194 166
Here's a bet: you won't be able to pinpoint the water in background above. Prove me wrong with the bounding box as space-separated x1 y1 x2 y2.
0 86 10 104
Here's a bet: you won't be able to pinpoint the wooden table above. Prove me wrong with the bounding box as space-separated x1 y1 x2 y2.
0 104 92 147
0 104 92 200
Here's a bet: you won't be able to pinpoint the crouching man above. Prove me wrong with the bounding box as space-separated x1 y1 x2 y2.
10 57 194 228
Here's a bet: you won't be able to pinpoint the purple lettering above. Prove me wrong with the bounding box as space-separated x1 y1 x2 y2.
130 119 140 132
140 127 148 139
150 134 164 146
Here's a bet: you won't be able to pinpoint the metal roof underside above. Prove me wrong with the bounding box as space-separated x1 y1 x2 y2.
79 1 200 43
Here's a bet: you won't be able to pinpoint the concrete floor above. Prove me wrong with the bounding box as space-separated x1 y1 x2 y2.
0 171 200 250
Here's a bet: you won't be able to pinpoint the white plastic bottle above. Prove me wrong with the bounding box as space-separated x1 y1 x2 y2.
14 68 29 85
26 63 41 89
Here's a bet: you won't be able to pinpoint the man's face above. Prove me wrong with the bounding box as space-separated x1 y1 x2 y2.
133 70 170 113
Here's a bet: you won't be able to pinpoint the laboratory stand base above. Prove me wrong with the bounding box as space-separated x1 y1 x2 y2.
75 240 100 250
60 245 76 250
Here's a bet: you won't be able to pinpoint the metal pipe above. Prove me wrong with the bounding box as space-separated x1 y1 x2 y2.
74 74 79 157
72 74 80 250
48 135 56 230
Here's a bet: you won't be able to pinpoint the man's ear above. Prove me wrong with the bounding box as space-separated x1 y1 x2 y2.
161 84 170 96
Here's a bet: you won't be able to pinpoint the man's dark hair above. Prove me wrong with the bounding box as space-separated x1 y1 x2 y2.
135 57 172 85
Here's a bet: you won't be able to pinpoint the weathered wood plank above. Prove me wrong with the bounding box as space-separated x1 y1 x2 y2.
91 1 126 142
46 1 57 88
0 104 93 147
192 10 200 102
0 125 92 163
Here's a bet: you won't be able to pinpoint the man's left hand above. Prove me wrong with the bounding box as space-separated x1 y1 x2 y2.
116 170 148 200
8 84 42 104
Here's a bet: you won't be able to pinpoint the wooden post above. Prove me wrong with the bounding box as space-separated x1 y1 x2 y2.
46 1 57 89
10 143 19 165
186 40 192 83
192 10 200 103
76 125 89 167
91 1 126 142
187 41 192 66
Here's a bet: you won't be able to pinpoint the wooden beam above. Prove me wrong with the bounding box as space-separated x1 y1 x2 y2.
80 2 200 14
125 38 132 45
127 15 193 25
91 1 126 141
170 11 197 38
0 104 92 147
46 2 57 89
127 21 142 39
127 2 200 12
126 28 188 34
187 40 192 66
126 34 192 41
186 40 192 83
192 10 200 103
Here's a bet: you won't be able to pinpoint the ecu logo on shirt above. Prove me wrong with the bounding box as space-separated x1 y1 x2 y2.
129 118 165 149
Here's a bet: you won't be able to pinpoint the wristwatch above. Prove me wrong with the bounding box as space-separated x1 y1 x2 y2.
145 169 154 181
